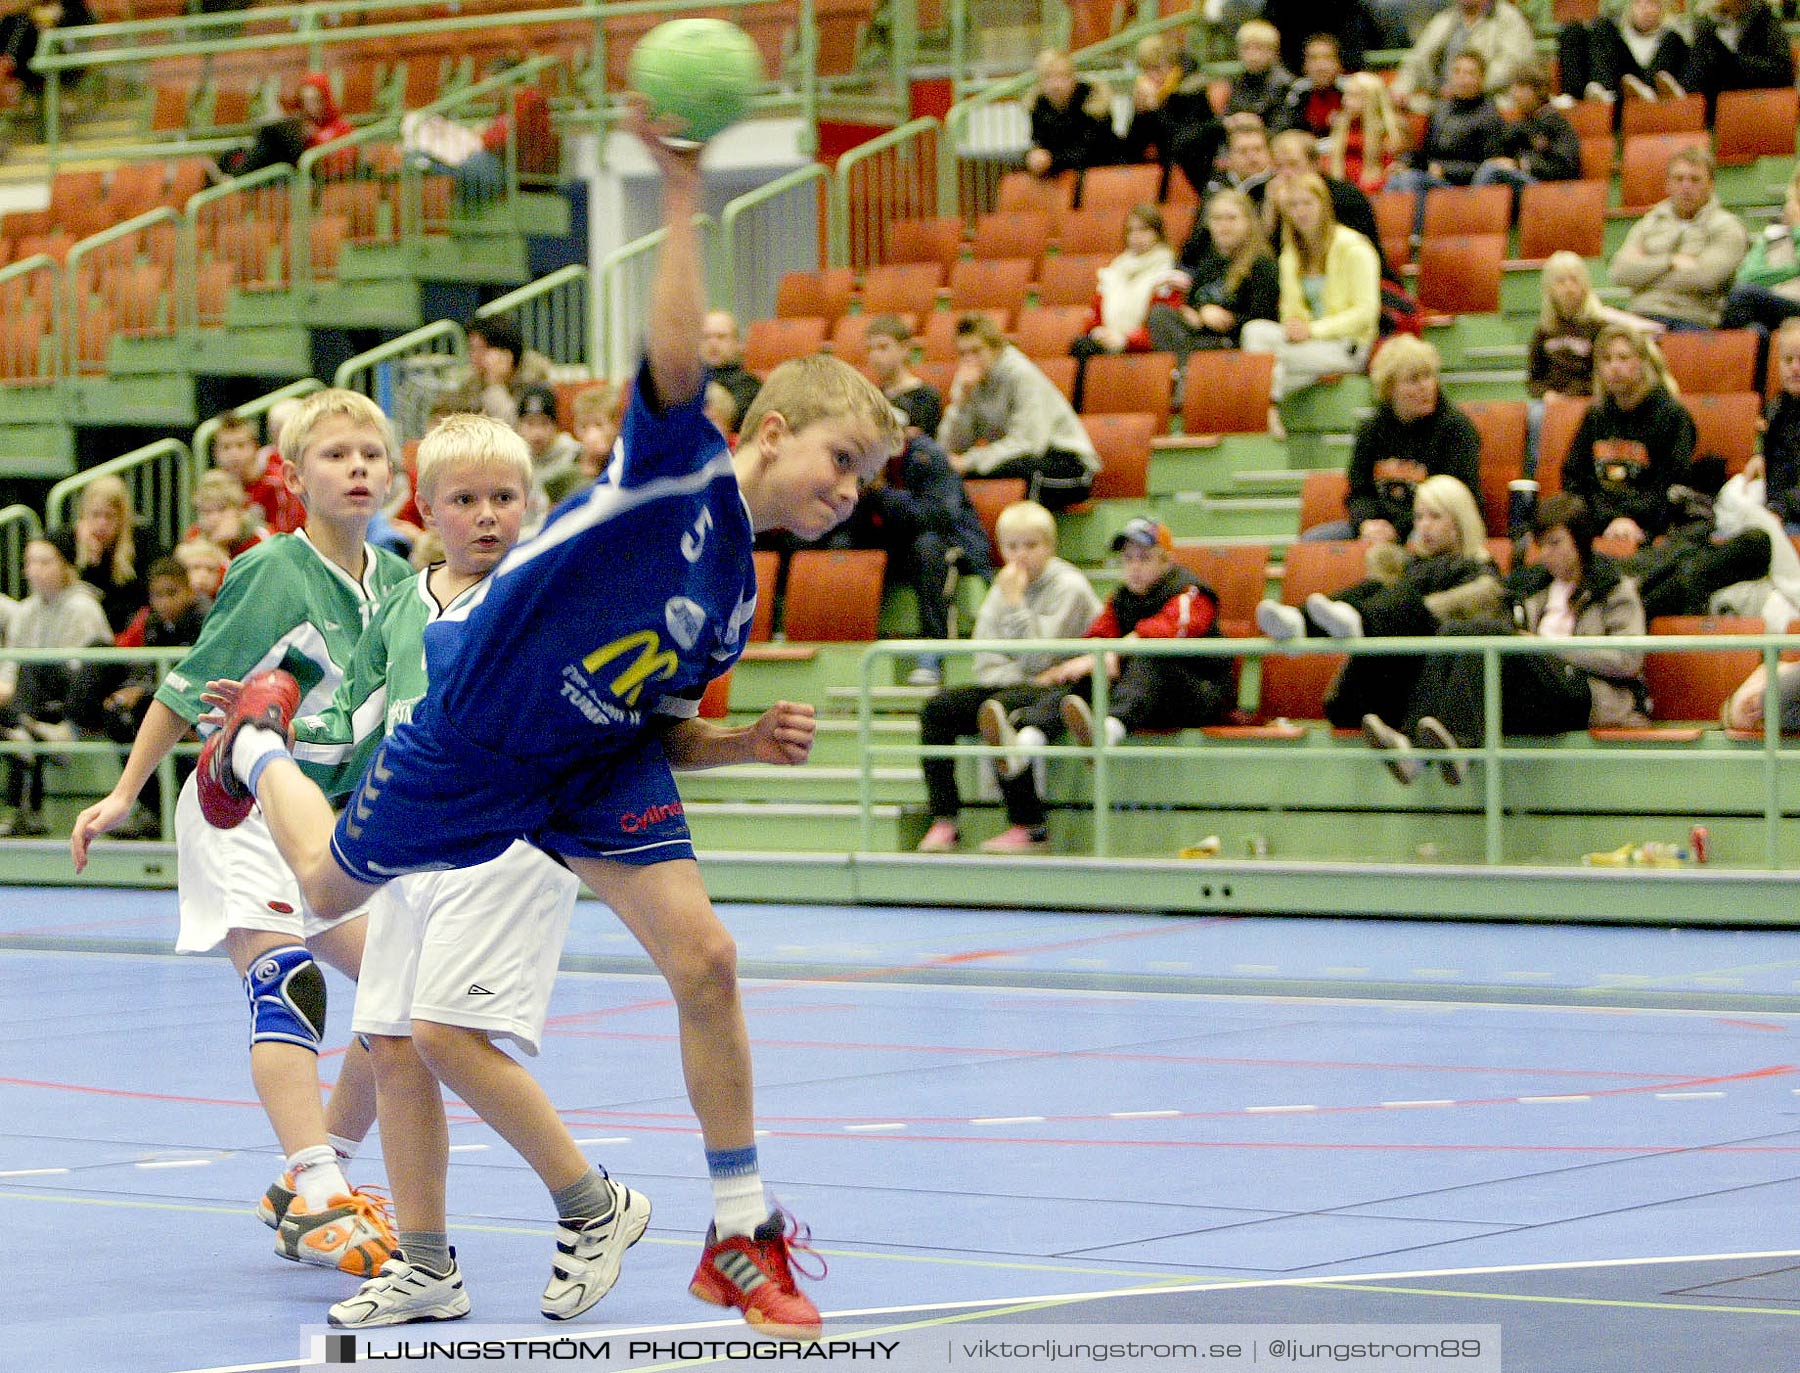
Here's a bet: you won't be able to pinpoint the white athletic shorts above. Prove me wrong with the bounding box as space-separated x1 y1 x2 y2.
174 772 368 953
350 840 579 1056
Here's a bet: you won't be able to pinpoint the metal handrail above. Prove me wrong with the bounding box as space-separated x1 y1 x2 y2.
193 377 324 493
855 630 1800 869
475 265 594 372
44 438 194 555
61 206 183 371
0 254 63 385
719 162 834 323
832 115 939 268
0 506 45 601
595 211 719 378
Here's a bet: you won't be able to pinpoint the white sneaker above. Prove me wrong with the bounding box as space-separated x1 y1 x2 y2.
541 1179 652 1321
1362 714 1422 785
1413 715 1467 785
275 1187 397 1276
906 665 943 687
329 1252 470 1328
1654 71 1684 100
1255 599 1305 641
1060 693 1095 746
1585 81 1615 104
1305 593 1363 640
977 698 1024 777
1621 73 1656 102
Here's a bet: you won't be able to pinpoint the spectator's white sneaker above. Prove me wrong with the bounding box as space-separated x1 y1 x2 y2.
1060 694 1095 746
977 698 1024 777
907 665 943 687
1305 593 1363 640
1413 716 1467 786
1362 714 1422 786
1584 82 1615 103
1621 73 1657 102
1255 600 1304 642
1655 71 1685 100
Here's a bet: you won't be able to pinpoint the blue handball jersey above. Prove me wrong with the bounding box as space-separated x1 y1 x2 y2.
421 362 756 764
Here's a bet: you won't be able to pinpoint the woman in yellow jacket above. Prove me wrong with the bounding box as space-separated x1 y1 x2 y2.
1240 172 1381 401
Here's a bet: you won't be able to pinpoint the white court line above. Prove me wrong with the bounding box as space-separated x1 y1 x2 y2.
0 1167 68 1178
446 1143 489 1154
572 1136 630 1146
135 1158 213 1169
844 1122 906 1132
1381 1099 1454 1108
1657 1091 1727 1100
1110 1109 1179 1118
1244 1104 1318 1114
972 1116 1044 1125
1517 1094 1592 1104
159 1247 1800 1373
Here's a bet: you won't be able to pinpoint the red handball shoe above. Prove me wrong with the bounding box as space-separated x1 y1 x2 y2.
196 669 300 830
689 1209 825 1340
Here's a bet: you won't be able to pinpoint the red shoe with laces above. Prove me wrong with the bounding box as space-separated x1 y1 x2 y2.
196 669 300 829
689 1209 825 1340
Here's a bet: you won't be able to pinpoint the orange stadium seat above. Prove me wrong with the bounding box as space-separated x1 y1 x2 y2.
1298 470 1350 533
861 262 941 318
1170 543 1269 636
1181 350 1274 436
1517 180 1607 261
969 210 1050 263
1080 411 1156 499
1012 305 1091 357
1078 162 1161 212
919 307 1007 361
1645 617 1764 721
947 257 1033 310
751 550 779 642
1619 92 1705 138
1463 399 1528 535
1079 352 1175 429
782 549 886 641
741 317 828 373
1715 87 1799 164
775 267 855 323
1034 253 1108 308
1055 207 1129 257
963 477 1026 564
1422 184 1511 238
1658 330 1758 396
1417 234 1504 316
996 169 1077 218
885 216 963 273
1686 392 1762 474
1619 132 1708 212
1535 395 1592 496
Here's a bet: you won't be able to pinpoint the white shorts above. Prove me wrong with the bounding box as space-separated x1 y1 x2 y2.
350 840 579 1056
174 772 368 953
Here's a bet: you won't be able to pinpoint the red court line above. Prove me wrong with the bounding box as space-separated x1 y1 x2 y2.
0 1075 265 1109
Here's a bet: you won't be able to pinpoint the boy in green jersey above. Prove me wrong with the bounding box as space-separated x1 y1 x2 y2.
70 389 412 1276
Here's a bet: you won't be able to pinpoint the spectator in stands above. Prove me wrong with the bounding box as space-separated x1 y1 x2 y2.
512 383 584 529
1268 129 1388 272
1323 72 1406 195
1261 475 1499 731
1240 172 1382 401
1722 654 1800 732
1272 33 1348 140
559 382 623 500
1609 146 1749 331
1720 166 1800 369
465 316 553 425
1387 51 1506 237
1311 335 1482 543
703 382 738 440
0 0 89 106
1206 117 1276 203
1760 319 1800 531
1072 204 1178 365
1472 64 1582 210
1682 0 1795 113
72 555 206 838
1362 493 1650 784
187 468 269 560
211 409 303 535
1527 252 1609 472
1561 324 1695 548
1149 188 1279 358
72 475 163 635
173 536 227 604
214 72 352 182
402 67 556 200
1392 0 1537 111
865 314 942 437
915 500 1102 853
699 310 763 426
1024 48 1117 179
1557 0 1689 105
1120 33 1224 199
1223 20 1293 128
978 517 1232 853
0 531 110 836
938 313 1101 510
828 428 993 687
1263 4 1380 80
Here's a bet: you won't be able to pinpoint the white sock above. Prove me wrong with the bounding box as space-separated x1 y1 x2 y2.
1009 725 1047 779
288 1144 349 1209
231 724 289 794
1104 716 1127 746
328 1132 360 1164
711 1170 768 1239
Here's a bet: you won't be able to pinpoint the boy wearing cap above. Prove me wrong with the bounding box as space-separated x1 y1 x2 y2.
513 382 583 531
977 516 1230 852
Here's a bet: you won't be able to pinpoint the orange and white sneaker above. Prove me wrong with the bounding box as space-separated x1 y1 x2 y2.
689 1209 826 1340
276 1186 397 1276
256 1171 297 1230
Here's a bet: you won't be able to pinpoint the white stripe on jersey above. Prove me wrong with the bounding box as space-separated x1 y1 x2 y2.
294 682 388 768
199 621 343 738
437 450 740 629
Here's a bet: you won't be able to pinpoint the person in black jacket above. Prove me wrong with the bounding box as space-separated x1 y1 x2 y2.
1223 19 1293 128
1302 336 1481 542
1761 319 1800 530
1147 188 1279 357
1262 0 1381 82
1024 48 1118 178
1386 50 1505 238
1118 33 1224 200
1558 0 1689 106
825 431 994 686
1560 324 1696 544
1682 0 1796 113
1472 65 1581 215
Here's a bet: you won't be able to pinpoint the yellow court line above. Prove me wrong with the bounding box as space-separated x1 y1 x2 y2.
1305 1280 1800 1319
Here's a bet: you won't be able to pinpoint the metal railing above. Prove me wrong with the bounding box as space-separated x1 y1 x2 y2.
0 506 44 601
834 116 940 269
719 163 833 326
0 255 64 387
62 207 184 374
193 377 325 487
596 212 721 379
948 0 1070 94
45 439 194 555
475 266 594 371
334 319 466 444
855 631 1800 868
186 162 297 322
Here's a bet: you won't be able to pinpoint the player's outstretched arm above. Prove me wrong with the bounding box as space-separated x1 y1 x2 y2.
71 700 192 871
629 98 706 409
662 700 815 771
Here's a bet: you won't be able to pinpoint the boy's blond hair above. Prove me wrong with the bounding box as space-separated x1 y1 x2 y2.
195 467 250 509
1236 18 1278 49
994 499 1056 545
571 382 623 430
738 353 902 454
413 413 533 504
278 388 396 471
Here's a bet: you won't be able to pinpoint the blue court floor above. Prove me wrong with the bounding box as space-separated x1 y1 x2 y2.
3 886 1800 1372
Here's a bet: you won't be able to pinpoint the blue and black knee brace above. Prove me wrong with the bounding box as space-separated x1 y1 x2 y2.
243 944 326 1052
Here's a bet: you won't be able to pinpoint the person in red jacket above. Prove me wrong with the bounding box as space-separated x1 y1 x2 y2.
976 517 1233 852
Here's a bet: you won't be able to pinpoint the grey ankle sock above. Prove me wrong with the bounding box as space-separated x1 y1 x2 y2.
550 1169 616 1225
399 1230 452 1276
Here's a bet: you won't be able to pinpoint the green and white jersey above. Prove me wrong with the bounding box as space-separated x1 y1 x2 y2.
293 568 480 799
155 531 412 786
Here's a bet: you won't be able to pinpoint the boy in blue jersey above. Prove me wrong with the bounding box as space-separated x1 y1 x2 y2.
189 113 902 1339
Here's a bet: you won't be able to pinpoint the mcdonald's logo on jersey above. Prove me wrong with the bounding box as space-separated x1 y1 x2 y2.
581 629 680 707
